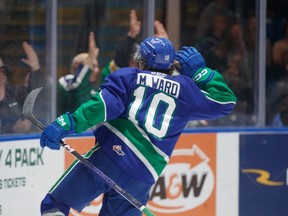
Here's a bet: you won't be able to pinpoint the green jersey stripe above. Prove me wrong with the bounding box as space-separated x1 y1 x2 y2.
107 119 169 177
131 121 170 163
99 91 107 122
201 90 237 105
104 122 160 182
109 119 169 167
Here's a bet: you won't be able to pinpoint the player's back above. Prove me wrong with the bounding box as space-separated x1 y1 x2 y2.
95 67 232 184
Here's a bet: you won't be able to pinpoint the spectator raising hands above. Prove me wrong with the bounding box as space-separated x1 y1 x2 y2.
0 41 42 134
21 41 40 72
154 20 169 39
57 32 101 115
127 9 141 39
83 32 100 83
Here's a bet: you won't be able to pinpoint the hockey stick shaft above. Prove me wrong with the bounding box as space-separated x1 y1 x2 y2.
22 87 155 216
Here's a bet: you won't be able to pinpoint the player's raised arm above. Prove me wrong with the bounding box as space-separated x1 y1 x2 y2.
175 46 237 114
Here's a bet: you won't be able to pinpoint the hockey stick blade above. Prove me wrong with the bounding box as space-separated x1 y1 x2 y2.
22 88 156 216
22 87 45 130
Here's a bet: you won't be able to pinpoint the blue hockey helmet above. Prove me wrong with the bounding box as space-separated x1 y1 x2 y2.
139 36 175 70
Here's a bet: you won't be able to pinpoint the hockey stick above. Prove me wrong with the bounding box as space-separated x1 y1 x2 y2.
22 87 155 216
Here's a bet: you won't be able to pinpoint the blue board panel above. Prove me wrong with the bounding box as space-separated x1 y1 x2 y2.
239 133 288 216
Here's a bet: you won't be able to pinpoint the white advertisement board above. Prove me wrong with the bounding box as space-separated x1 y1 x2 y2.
0 133 240 216
0 139 64 216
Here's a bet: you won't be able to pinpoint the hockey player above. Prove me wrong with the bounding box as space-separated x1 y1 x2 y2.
40 36 236 216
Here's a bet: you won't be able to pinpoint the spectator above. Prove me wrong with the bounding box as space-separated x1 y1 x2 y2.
195 13 229 60
57 32 100 115
266 20 288 124
197 19 255 126
57 10 142 116
245 15 272 88
101 10 169 79
0 42 42 134
272 21 288 68
222 55 248 98
99 9 142 85
196 0 233 39
57 9 170 117
209 19 249 75
210 54 254 125
246 15 272 67
154 19 169 39
271 20 288 79
271 94 288 127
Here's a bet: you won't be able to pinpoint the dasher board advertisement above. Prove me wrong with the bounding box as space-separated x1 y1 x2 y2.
0 139 64 216
239 133 288 216
65 133 239 216
0 132 240 216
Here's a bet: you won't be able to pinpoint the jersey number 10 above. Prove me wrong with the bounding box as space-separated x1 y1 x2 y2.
128 86 176 139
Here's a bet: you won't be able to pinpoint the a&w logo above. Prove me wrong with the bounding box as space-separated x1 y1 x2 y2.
147 144 214 214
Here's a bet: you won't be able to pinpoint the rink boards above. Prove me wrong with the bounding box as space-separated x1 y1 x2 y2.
0 132 288 216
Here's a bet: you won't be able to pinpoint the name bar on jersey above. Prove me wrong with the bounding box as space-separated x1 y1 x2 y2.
137 73 180 98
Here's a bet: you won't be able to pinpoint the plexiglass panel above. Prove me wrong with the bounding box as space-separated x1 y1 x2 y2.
0 0 48 135
179 0 258 128
1 0 288 136
56 0 148 116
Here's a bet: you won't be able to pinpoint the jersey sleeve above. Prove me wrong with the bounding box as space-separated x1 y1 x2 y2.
72 68 136 132
192 67 237 114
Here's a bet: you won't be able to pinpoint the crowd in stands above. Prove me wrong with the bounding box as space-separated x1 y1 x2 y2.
193 0 288 127
0 42 43 134
0 9 170 134
1 2 288 134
